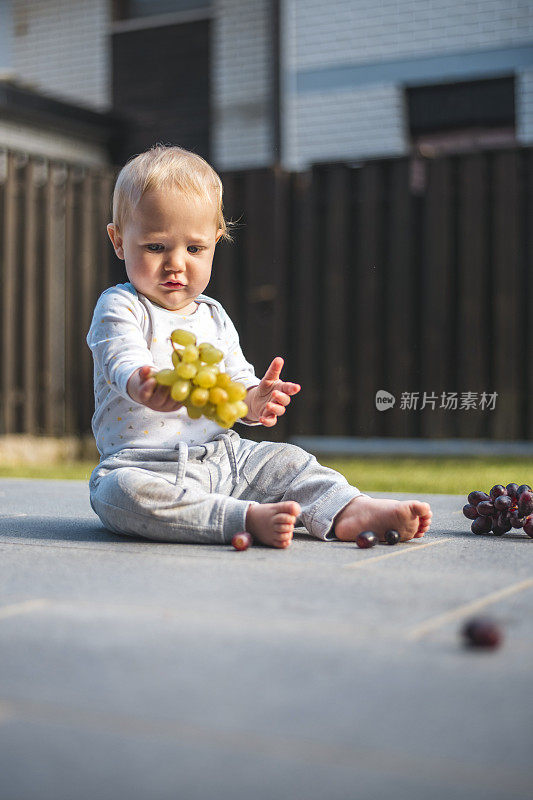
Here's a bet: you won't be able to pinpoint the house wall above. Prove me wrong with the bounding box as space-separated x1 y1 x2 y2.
282 0 533 169
0 118 110 166
11 0 111 111
212 0 274 168
0 0 13 72
517 68 533 141
2 0 531 169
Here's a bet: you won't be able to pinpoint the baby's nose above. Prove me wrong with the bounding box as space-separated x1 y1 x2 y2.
165 249 186 271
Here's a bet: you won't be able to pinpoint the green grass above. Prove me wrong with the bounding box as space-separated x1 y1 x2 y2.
0 456 530 494
320 457 532 494
0 462 98 481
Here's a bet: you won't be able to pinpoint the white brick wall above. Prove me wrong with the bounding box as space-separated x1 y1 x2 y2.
12 0 111 111
282 0 533 168
517 69 533 143
291 85 406 167
0 0 13 71
290 0 533 70
212 0 273 169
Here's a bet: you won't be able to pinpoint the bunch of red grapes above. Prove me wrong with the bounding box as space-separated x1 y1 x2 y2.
463 484 533 537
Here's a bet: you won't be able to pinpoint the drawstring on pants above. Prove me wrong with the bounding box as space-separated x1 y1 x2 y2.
175 432 240 486
175 441 188 487
221 431 240 483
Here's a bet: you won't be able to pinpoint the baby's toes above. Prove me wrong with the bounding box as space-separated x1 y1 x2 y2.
418 513 432 530
409 501 431 519
275 522 295 534
280 501 301 519
279 526 294 539
414 516 432 537
276 512 297 525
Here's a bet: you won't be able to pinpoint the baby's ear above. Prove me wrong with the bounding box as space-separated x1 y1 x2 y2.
107 223 125 259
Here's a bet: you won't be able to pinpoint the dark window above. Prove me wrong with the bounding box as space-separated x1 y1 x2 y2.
406 76 516 157
407 76 515 134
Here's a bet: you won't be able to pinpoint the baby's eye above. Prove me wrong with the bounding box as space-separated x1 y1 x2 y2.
146 243 164 252
187 245 201 254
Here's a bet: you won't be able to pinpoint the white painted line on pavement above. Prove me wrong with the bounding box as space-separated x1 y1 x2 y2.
344 537 449 568
407 577 533 640
0 599 51 620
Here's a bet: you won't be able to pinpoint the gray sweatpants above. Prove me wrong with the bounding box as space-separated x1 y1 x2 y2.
89 429 363 544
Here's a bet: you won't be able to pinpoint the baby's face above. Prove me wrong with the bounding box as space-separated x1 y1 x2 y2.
108 187 222 313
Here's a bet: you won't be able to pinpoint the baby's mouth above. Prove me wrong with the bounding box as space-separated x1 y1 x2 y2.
162 280 185 288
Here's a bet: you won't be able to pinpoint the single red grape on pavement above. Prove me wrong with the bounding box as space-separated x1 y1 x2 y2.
355 531 378 549
232 532 252 551
385 529 400 545
462 617 503 649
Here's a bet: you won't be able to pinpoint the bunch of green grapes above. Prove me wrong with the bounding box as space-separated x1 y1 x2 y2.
154 329 248 428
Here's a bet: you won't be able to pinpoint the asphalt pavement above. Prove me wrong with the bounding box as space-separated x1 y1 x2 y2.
0 478 532 800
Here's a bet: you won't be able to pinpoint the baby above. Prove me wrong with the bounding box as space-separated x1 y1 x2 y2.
87 145 432 548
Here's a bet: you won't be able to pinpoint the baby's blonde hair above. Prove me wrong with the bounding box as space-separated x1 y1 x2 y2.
111 144 232 240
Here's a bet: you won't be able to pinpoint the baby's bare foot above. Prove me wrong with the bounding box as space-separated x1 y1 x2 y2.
334 496 432 543
245 501 301 548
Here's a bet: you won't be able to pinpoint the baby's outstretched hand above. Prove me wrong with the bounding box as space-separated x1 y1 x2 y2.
246 357 300 427
127 366 183 412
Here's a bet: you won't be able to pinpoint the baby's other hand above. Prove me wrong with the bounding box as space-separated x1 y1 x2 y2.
247 357 301 427
127 366 183 412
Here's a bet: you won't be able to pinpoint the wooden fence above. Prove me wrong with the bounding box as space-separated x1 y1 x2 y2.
0 151 116 438
1 146 532 442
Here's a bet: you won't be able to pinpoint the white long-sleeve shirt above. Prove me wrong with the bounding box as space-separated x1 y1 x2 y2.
86 283 261 457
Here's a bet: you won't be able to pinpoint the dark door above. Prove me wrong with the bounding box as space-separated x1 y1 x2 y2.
112 20 210 163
